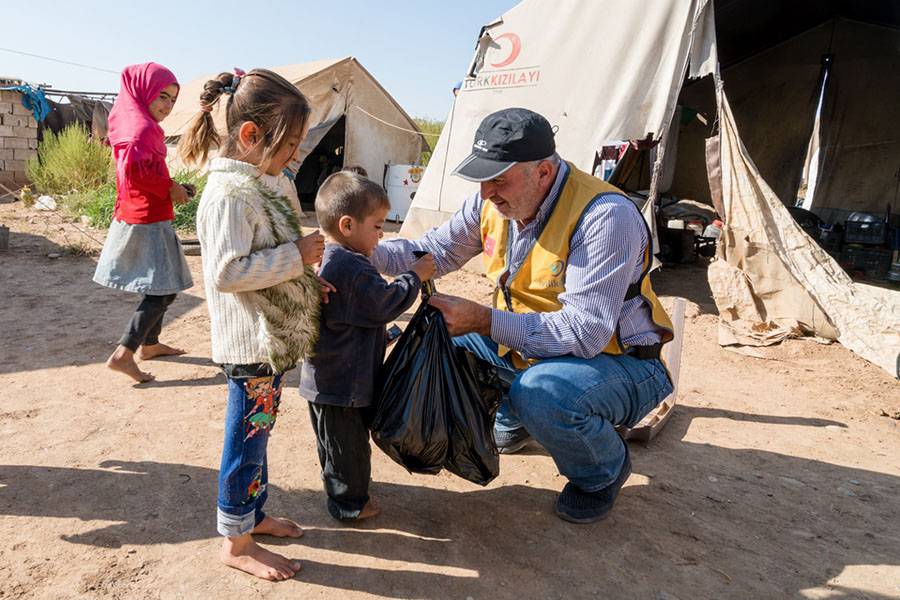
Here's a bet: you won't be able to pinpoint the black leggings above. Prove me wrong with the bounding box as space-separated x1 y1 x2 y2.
118 294 176 352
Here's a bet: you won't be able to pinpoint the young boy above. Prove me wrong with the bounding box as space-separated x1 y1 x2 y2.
299 171 435 521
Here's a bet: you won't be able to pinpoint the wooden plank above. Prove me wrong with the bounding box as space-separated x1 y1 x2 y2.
620 297 686 443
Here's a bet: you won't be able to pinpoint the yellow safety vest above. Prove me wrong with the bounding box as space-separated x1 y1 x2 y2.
480 162 674 369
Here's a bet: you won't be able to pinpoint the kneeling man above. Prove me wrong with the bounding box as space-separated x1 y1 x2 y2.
372 108 673 523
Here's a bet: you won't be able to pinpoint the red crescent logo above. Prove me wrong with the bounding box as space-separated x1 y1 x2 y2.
490 33 522 68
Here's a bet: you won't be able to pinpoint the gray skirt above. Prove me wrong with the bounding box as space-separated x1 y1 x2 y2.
93 219 194 295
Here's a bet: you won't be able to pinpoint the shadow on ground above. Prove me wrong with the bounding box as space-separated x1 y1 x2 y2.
1 404 896 598
0 230 205 376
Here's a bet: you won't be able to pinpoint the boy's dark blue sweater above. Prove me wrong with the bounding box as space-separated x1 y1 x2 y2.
299 244 421 407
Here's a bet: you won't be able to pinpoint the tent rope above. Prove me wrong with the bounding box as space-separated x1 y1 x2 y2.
354 106 440 138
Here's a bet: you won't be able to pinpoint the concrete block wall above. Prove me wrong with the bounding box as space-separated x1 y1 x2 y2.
0 90 38 189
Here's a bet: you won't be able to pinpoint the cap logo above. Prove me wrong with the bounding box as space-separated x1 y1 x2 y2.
474 139 489 152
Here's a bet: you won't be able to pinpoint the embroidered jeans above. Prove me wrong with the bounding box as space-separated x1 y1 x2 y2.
453 334 672 492
216 374 283 537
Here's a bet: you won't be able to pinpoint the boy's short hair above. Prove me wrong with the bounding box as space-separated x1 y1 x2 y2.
315 171 390 236
341 164 369 178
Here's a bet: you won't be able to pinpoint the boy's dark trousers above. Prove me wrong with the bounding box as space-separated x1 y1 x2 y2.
307 402 372 521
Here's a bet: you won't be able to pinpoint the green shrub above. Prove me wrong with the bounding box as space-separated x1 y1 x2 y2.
63 182 117 228
413 118 444 165
172 169 208 231
27 124 113 195
61 168 207 232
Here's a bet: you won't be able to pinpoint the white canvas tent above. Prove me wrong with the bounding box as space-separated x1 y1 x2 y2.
401 0 900 377
163 57 426 191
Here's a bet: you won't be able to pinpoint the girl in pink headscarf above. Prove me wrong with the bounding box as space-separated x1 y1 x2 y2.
93 62 195 383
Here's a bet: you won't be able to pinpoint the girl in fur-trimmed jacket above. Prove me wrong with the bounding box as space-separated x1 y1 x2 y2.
180 68 331 582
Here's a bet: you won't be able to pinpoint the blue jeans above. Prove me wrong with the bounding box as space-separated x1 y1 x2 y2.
216 374 283 537
454 334 673 492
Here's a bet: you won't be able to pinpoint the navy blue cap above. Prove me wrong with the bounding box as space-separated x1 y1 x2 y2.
452 108 555 182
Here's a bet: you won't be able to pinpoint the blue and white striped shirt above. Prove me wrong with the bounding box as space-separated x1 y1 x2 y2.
371 162 661 360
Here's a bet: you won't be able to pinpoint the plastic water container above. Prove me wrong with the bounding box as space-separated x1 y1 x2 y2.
702 222 722 239
383 164 424 222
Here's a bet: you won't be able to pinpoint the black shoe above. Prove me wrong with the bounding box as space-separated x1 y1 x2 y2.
493 427 532 454
554 443 632 524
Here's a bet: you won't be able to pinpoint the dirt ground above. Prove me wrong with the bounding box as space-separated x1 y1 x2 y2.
1 200 898 600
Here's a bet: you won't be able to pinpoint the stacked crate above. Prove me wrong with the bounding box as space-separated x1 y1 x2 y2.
0 89 38 189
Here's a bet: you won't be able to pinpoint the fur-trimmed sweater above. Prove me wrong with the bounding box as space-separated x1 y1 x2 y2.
196 157 320 372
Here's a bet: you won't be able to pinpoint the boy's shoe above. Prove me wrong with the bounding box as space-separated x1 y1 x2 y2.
494 427 532 454
553 443 632 524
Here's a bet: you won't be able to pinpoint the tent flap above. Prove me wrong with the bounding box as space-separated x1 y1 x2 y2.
709 89 900 377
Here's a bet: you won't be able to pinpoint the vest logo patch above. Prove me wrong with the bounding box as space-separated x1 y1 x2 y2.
484 235 496 257
549 260 565 276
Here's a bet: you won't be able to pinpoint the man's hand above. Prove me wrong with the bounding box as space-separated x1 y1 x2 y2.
428 293 491 337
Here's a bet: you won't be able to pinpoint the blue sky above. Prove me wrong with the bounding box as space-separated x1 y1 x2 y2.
3 1 518 120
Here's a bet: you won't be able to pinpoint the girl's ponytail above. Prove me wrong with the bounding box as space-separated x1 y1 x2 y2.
179 68 310 170
178 72 235 166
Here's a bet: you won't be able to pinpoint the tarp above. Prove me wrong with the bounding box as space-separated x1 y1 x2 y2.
163 58 425 185
711 89 900 375
401 0 713 235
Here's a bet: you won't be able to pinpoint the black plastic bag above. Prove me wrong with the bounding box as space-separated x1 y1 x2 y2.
444 347 505 484
371 301 507 485
371 302 450 475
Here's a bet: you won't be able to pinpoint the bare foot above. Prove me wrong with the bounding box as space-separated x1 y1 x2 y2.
106 346 154 383
355 499 381 521
221 534 301 581
252 516 304 538
137 343 186 361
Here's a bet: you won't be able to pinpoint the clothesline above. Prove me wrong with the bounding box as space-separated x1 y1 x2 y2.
354 106 441 138
0 47 118 74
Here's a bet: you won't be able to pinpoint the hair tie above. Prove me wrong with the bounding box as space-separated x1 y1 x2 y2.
223 68 246 95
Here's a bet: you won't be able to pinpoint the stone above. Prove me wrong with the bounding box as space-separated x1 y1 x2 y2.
3 159 26 171
1 114 28 127
2 137 28 149
779 476 805 488
13 126 37 139
11 102 33 117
